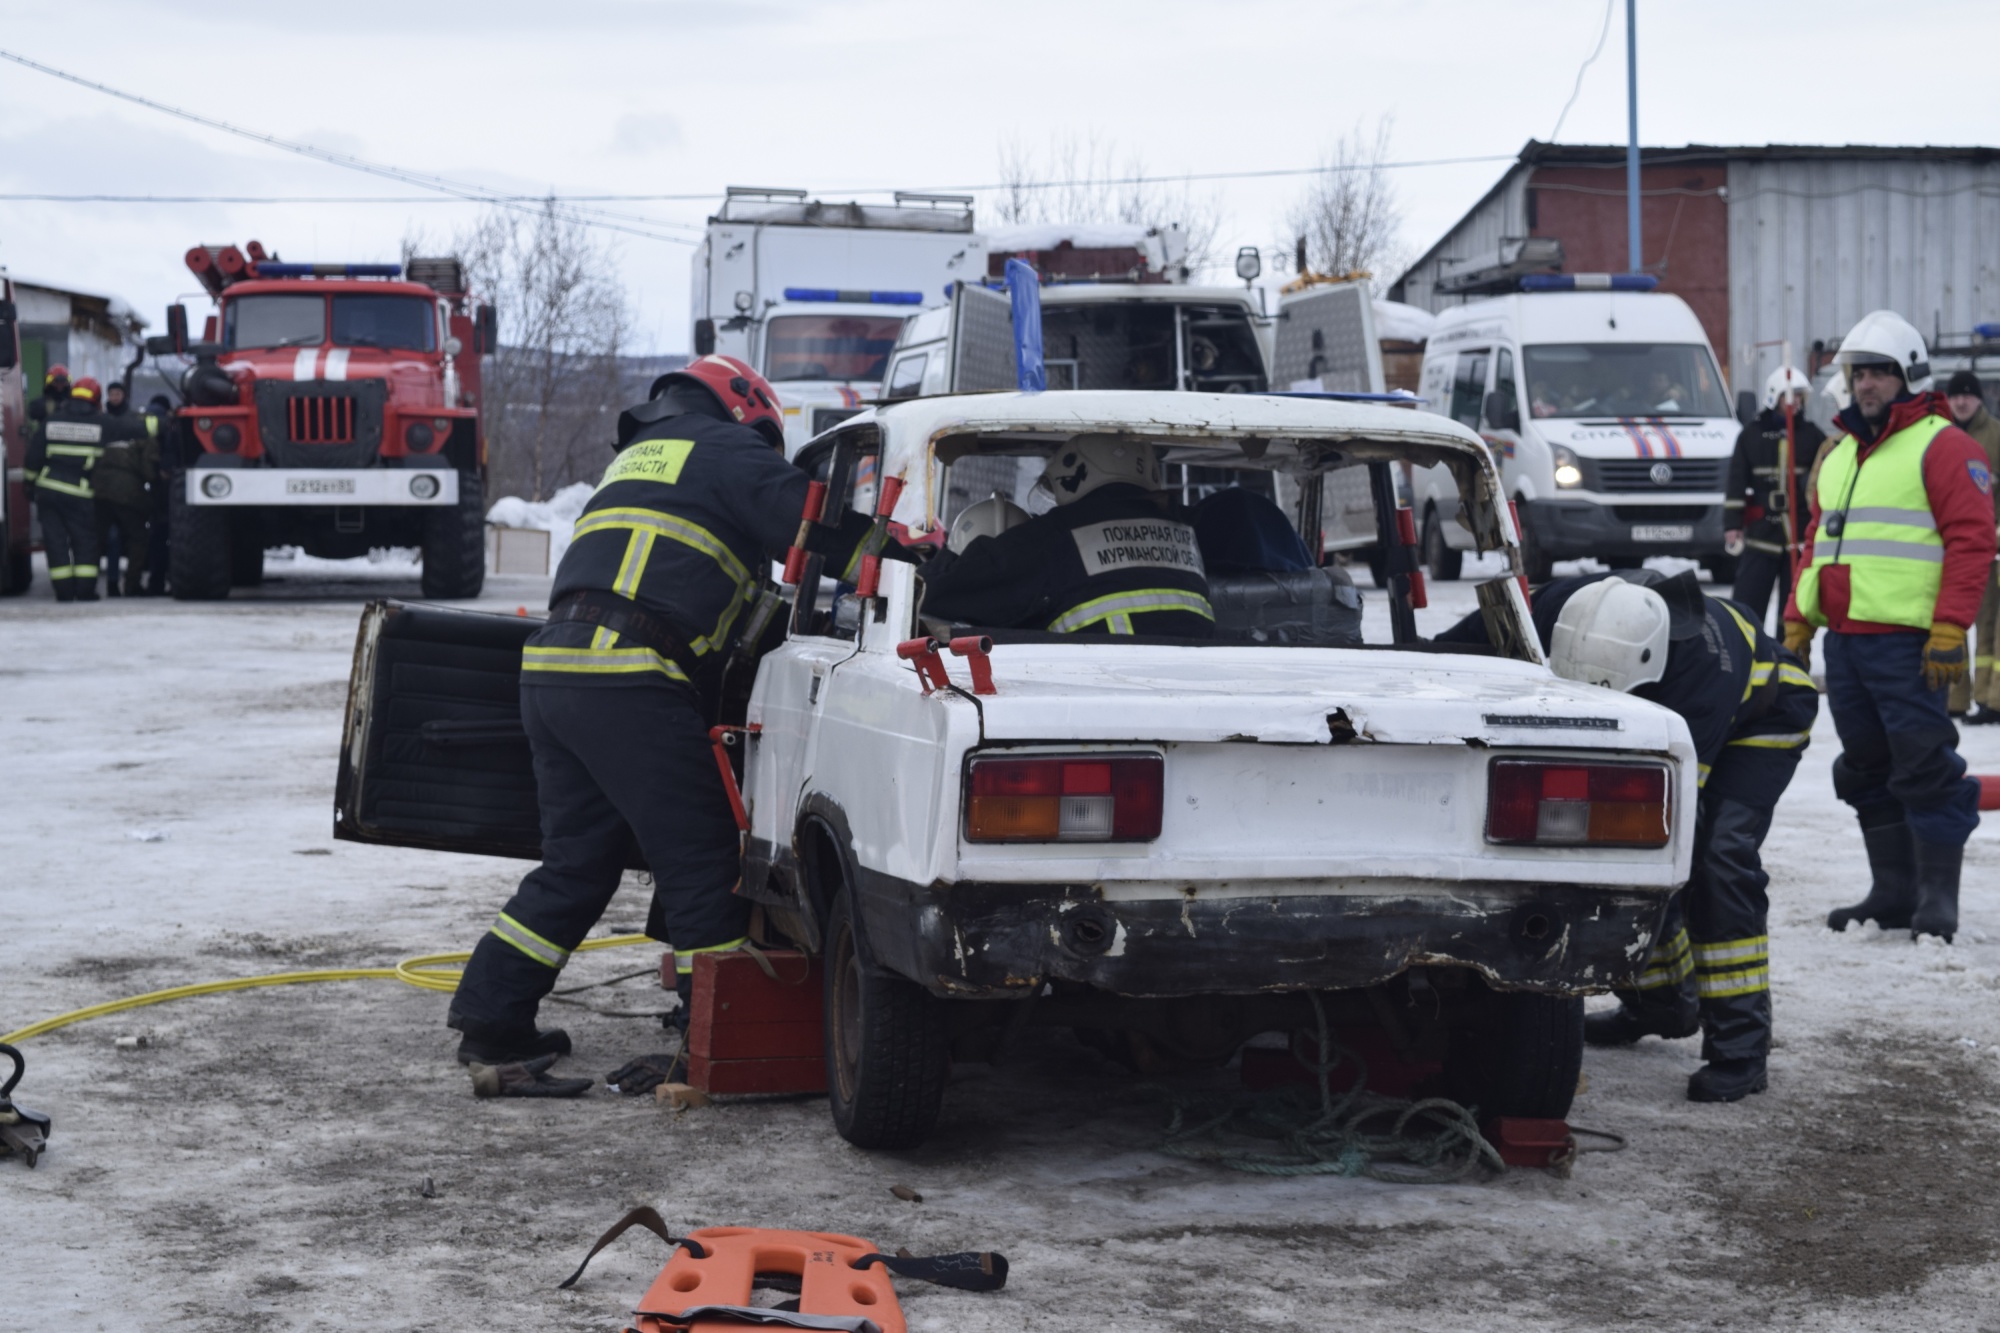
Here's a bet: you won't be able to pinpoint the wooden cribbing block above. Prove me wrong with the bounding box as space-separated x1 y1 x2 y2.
686 949 826 1096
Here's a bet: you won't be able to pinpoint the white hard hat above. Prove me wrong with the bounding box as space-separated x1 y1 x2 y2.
1819 367 1850 413
947 494 1030 553
1549 578 1672 693
1762 365 1812 412
1039 433 1162 506
1834 310 1932 393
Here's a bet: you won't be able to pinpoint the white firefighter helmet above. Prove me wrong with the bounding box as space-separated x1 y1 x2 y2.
1762 365 1812 412
1834 310 1933 392
1819 367 1851 413
1038 433 1162 506
947 494 1030 553
1548 577 1672 693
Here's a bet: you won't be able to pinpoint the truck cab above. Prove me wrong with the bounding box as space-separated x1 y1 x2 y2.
690 189 988 455
166 246 496 600
1409 278 1739 583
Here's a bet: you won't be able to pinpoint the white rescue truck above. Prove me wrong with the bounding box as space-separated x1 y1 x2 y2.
335 391 1696 1150
690 189 989 455
1411 276 1738 583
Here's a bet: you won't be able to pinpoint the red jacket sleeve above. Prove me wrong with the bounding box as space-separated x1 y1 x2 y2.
1923 423 1999 627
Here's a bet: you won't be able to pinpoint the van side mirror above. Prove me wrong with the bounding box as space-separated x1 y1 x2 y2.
0 299 16 370
1735 388 1757 425
167 304 190 355
1483 389 1520 432
145 335 178 357
475 303 498 354
693 318 717 356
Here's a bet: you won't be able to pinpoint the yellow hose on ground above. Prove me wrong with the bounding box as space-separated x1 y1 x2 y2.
0 934 653 1045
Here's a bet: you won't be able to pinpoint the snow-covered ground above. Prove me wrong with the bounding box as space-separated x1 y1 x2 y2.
4 553 2000 1332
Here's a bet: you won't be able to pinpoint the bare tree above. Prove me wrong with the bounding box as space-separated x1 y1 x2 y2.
1280 118 1405 282
407 200 629 501
992 134 1224 276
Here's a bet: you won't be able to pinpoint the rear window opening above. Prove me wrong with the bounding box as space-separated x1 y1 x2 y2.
1039 304 1268 394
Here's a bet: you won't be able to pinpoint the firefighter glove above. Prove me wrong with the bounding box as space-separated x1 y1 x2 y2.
1923 622 1969 692
607 1052 684 1097
1782 620 1815 672
468 1054 593 1099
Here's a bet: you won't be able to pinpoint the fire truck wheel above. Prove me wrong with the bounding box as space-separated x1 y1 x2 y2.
421 470 486 600
168 484 232 601
229 520 265 587
824 889 949 1150
1444 983 1583 1121
1 537 30 596
1422 505 1463 582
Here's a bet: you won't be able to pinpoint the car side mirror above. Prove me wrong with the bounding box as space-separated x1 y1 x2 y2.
475 303 498 354
1736 388 1757 425
0 299 16 370
693 318 717 356
144 335 178 357
167 303 190 355
1483 389 1520 432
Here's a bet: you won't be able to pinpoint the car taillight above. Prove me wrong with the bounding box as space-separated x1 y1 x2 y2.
965 753 1163 843
1485 759 1670 847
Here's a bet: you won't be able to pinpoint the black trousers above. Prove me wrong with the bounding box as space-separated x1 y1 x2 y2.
1824 630 1983 847
95 499 149 595
37 493 99 601
449 681 748 1036
1731 547 1791 633
1618 743 1802 1062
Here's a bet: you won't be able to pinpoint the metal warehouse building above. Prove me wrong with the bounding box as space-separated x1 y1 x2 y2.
1391 142 2000 406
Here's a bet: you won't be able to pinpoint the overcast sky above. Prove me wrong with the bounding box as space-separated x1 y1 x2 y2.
3 0 1997 356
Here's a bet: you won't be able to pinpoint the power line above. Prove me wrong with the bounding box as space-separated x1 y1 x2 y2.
1549 0 1615 142
0 46 702 243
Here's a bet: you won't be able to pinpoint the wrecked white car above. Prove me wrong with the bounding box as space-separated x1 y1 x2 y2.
336 390 1696 1150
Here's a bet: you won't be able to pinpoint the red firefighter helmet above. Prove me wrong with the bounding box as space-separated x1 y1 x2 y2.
71 376 102 403
652 354 786 450
44 363 70 388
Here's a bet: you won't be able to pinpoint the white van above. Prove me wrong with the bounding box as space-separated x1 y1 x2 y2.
1410 279 1738 582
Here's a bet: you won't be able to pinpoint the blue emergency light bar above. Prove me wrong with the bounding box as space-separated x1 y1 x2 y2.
782 287 924 305
1975 322 2000 340
251 263 403 279
1520 273 1659 293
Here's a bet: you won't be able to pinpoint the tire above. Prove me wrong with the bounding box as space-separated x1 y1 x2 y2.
824 890 949 1149
421 469 486 600
1422 506 1463 582
0 522 29 596
1362 545 1390 589
229 517 265 587
1515 500 1555 584
169 483 232 601
1446 987 1584 1121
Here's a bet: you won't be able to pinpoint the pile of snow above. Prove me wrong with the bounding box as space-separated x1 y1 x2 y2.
1374 299 1437 344
487 482 592 566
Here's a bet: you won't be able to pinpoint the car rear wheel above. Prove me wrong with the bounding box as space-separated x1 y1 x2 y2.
169 484 231 601
1445 986 1583 1121
824 890 948 1149
421 469 486 600
1422 506 1463 582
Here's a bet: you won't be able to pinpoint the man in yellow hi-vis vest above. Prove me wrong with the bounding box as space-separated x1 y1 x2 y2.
1783 312 1996 942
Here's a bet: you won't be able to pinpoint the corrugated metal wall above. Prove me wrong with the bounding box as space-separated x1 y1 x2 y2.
1726 157 2000 395
1391 171 1530 312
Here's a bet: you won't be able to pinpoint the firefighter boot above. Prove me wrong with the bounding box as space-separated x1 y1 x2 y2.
1827 820 1917 933
1688 1058 1768 1103
453 1022 574 1067
1584 988 1700 1046
1909 839 1964 943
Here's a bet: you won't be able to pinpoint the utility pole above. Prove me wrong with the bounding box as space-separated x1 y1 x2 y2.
1625 0 1641 273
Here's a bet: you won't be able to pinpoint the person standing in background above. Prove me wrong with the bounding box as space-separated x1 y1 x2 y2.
93 382 158 598
1726 367 1824 631
1941 371 2000 723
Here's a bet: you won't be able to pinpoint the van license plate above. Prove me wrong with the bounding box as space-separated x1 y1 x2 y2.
287 478 356 495
1631 524 1693 542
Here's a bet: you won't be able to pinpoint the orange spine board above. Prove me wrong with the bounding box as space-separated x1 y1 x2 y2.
633 1227 903 1333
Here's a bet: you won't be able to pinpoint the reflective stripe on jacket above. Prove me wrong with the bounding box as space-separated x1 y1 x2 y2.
1795 414 1950 631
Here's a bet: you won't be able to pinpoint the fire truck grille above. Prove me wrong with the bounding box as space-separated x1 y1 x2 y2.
287 396 357 445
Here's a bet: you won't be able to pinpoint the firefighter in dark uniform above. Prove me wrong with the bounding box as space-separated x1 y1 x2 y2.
24 376 115 602
1725 366 1824 631
25 363 69 429
93 382 159 597
1445 569 1818 1101
920 434 1214 637
448 356 882 1083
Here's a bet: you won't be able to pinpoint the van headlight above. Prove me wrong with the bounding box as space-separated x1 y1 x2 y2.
1552 445 1584 489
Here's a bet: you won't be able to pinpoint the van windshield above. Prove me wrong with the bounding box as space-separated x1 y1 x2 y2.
764 315 905 382
1522 343 1729 418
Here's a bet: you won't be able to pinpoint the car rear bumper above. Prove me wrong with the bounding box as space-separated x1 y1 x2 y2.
186 467 459 506
853 872 1671 1000
1522 495 1725 559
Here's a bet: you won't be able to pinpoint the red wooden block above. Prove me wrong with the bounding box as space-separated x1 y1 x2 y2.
692 1020 823 1062
687 1053 828 1096
689 950 822 1029
1484 1117 1575 1169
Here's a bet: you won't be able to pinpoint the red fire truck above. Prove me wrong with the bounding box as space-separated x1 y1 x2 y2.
0 269 29 596
161 242 496 599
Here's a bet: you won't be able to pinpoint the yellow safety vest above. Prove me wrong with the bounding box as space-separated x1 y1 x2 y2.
1795 414 1950 630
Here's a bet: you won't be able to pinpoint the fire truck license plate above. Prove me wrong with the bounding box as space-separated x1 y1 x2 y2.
1631 524 1693 542
287 478 356 495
